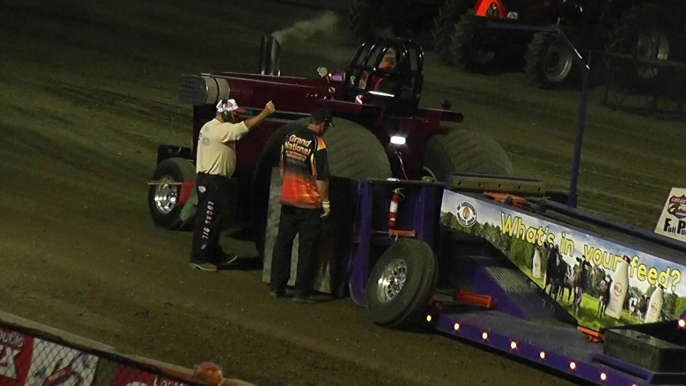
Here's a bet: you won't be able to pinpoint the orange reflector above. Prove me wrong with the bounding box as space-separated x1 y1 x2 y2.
510 342 517 350
482 332 488 340
600 373 607 381
679 319 685 328
539 352 546 359
570 362 577 370
453 323 460 331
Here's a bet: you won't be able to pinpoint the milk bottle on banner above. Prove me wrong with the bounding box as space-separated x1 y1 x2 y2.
644 284 664 323
605 255 631 319
532 247 543 279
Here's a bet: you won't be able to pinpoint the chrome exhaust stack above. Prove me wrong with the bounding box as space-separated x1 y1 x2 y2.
259 35 281 76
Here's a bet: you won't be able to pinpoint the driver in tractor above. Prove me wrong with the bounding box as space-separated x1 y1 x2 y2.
358 47 396 93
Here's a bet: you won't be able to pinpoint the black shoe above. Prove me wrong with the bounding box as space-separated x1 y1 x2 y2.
269 290 287 298
292 295 317 304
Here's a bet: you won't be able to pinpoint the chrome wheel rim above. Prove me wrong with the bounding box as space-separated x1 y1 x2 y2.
154 176 179 214
544 43 574 83
377 259 408 302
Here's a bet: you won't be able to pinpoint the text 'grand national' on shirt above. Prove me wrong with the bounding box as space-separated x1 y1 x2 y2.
279 127 329 209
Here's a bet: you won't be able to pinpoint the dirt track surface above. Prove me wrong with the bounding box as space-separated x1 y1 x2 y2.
0 0 683 385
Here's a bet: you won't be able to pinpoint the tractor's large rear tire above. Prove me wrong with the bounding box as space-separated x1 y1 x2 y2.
448 10 497 69
606 3 682 92
322 119 392 180
366 239 439 329
148 157 196 231
349 0 406 43
349 0 376 43
423 124 513 182
252 118 392 258
524 32 576 89
432 0 472 64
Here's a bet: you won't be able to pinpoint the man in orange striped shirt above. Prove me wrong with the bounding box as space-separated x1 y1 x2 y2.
269 109 333 303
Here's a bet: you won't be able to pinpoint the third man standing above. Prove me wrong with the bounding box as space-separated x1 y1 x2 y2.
269 109 333 303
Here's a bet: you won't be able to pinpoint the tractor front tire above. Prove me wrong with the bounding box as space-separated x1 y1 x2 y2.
524 32 576 89
449 10 496 69
606 3 681 92
432 0 472 64
366 239 439 329
148 157 196 231
423 123 513 182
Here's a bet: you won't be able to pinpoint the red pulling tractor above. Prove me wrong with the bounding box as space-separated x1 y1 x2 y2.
147 36 515 257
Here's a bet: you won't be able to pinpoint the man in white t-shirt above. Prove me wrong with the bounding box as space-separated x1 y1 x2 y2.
190 98 276 272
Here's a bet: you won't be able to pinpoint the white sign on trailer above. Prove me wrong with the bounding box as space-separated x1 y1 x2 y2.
654 188 686 243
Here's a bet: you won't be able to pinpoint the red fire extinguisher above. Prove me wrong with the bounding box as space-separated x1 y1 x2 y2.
388 187 404 229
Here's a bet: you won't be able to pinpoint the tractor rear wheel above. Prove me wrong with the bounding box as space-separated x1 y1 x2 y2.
252 118 392 259
524 32 576 89
448 10 497 69
147 157 196 231
432 0 472 64
606 3 681 92
422 123 513 182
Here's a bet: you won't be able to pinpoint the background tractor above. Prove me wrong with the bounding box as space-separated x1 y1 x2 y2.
447 0 686 90
348 0 477 63
148 36 515 258
349 0 686 92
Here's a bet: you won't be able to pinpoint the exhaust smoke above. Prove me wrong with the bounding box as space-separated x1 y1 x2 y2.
271 11 339 46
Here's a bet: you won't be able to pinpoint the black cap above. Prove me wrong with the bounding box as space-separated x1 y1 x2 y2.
311 108 334 127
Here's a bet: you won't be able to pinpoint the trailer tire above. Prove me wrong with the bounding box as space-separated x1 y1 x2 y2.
432 0 471 63
423 124 513 182
148 157 196 231
252 118 392 258
366 239 438 329
524 32 575 89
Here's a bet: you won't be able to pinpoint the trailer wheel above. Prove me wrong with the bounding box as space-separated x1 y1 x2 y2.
448 10 496 68
524 32 575 89
366 239 438 329
432 0 472 64
423 124 513 182
252 118 392 258
148 157 196 231
606 3 681 92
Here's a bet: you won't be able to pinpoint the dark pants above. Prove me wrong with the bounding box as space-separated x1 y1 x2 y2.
270 204 322 297
190 173 229 264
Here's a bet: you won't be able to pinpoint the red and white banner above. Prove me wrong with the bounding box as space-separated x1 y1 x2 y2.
110 365 189 386
25 338 99 386
0 328 33 386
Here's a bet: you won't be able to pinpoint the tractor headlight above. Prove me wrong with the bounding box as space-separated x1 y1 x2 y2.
390 136 406 145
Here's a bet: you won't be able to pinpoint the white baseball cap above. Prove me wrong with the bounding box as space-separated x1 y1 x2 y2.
216 99 245 114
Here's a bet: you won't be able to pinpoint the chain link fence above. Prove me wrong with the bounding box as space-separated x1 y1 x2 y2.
0 315 252 386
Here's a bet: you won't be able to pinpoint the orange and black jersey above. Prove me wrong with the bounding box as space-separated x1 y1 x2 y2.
279 127 329 209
